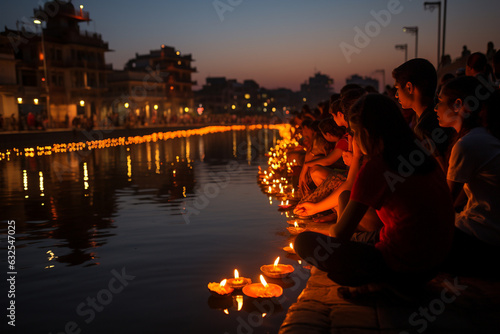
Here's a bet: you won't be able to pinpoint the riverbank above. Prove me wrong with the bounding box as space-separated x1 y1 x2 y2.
279 266 500 333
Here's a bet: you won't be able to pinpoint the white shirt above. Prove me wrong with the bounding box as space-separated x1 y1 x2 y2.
447 127 500 245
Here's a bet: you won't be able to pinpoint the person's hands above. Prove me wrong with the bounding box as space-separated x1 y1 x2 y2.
293 202 318 217
342 151 353 166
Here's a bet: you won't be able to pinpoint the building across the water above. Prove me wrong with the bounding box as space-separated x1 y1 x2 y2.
1 1 112 129
109 45 197 125
0 1 196 129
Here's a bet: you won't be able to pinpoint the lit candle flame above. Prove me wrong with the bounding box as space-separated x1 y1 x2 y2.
224 309 229 315
289 242 294 250
234 269 239 279
273 257 280 267
262 313 267 318
286 200 289 205
260 274 268 287
220 279 227 287
294 221 299 228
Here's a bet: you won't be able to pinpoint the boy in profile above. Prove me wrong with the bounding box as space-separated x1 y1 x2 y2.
392 58 453 171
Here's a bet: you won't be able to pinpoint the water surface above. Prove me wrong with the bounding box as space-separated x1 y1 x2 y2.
0 126 309 334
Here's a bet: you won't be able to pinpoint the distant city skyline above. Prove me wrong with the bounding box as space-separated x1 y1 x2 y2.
2 0 499 93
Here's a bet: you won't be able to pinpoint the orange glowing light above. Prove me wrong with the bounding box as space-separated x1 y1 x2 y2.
273 257 280 268
236 295 243 311
289 242 294 250
234 269 239 279
224 309 229 315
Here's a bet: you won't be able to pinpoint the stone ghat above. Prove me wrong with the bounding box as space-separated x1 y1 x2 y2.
279 266 500 333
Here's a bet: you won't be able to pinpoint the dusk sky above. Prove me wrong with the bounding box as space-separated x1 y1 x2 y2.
1 0 499 92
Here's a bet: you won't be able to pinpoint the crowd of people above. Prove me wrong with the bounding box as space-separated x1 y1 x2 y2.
285 47 500 300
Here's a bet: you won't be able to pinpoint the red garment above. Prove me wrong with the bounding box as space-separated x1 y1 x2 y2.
335 133 349 151
350 155 455 273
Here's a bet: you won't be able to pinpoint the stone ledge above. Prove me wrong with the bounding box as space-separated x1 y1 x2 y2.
280 267 500 333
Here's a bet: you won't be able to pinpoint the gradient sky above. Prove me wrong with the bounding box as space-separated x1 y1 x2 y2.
1 0 499 92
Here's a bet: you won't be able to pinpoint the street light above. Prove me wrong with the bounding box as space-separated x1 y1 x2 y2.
395 44 408 62
403 26 418 58
442 0 447 64
424 1 441 68
34 19 51 128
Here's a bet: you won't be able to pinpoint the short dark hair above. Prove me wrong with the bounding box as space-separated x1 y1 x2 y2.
467 52 488 73
340 87 366 117
318 117 346 138
392 58 437 100
441 76 483 132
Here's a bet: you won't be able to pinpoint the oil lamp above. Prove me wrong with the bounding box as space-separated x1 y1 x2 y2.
260 257 294 278
283 242 295 254
242 275 283 298
226 269 252 289
287 221 305 235
208 279 234 296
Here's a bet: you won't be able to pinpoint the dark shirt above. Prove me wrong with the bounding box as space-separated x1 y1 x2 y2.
413 106 453 158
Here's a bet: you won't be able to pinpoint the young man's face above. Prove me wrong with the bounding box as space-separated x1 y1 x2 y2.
394 81 413 110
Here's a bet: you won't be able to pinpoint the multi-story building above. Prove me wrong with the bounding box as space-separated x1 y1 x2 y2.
0 35 19 129
346 74 379 92
110 45 196 123
1 1 112 128
300 72 334 108
195 77 301 116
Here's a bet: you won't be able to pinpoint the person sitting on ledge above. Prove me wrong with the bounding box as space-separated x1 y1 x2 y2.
294 94 455 299
298 117 347 193
435 76 500 278
392 58 453 172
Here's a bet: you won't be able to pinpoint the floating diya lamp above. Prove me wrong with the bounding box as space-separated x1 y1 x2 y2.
287 221 306 235
207 279 234 296
278 199 292 209
260 257 294 278
242 275 283 298
283 242 296 254
226 269 252 289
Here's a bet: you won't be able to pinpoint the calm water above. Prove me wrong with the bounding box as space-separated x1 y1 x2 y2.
0 126 309 334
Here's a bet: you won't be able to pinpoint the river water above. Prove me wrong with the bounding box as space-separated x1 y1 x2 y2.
0 125 309 334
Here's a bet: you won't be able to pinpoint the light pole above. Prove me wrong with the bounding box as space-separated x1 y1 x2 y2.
424 1 441 68
34 19 51 128
395 44 408 62
442 0 447 63
403 26 418 59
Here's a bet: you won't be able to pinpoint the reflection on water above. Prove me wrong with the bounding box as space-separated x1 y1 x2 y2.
0 126 279 267
0 125 305 334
